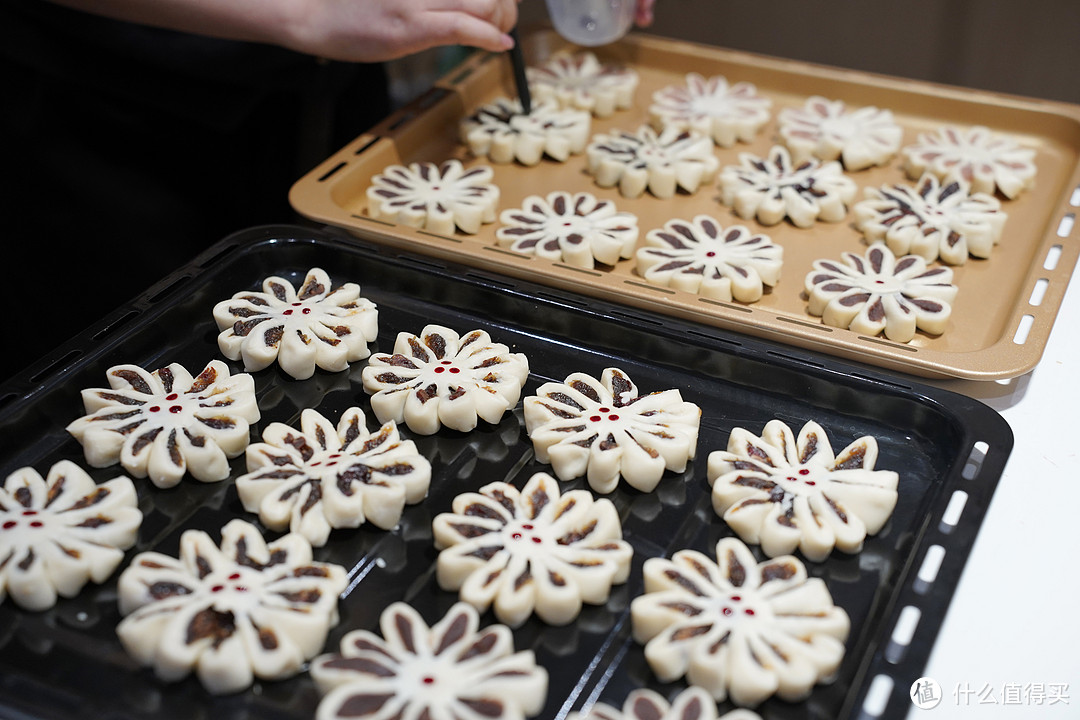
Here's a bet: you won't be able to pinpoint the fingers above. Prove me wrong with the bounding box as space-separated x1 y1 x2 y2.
427 10 514 53
442 0 518 33
635 0 655 26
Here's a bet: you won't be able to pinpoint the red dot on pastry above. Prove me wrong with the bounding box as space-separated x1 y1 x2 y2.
166 394 178 401
302 308 311 314
2 521 16 530
229 573 241 580
731 595 741 602
531 537 542 544
706 251 716 257
211 585 224 593
449 368 460 374
511 533 522 539
422 676 436 685
434 367 444 373
598 407 610 413
22 510 37 516
744 608 756 616
283 309 293 315
149 406 161 412
608 414 619 421
169 406 182 413
522 524 533 530
722 607 733 616
29 521 43 528
799 469 810 475
806 481 816 486
589 415 601 422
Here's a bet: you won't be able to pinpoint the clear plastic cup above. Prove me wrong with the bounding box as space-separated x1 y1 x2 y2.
544 0 635 46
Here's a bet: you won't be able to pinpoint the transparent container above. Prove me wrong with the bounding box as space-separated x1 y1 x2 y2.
544 0 635 46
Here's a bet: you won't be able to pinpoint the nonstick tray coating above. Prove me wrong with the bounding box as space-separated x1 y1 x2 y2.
0 225 1012 720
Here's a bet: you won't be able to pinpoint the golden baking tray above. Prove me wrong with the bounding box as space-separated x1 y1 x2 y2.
290 29 1080 380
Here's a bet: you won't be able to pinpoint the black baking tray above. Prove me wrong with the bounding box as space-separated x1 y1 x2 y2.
0 225 1012 720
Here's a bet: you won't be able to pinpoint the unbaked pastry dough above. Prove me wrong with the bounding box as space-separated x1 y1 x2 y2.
650 73 771 147
237 406 431 546
527 51 638 118
66 360 260 488
854 174 1007 265
778 96 903 171
0 460 141 611
460 96 591 165
213 267 378 380
573 687 762 720
496 191 639 268
523 367 701 494
805 242 958 342
636 216 782 302
708 419 900 561
433 472 633 627
586 125 719 199
117 519 347 695
719 145 857 228
361 324 530 435
902 125 1037 199
367 159 499 234
630 536 850 707
311 601 549 720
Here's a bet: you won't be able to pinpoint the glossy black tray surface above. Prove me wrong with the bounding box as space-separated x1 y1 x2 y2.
0 225 1012 720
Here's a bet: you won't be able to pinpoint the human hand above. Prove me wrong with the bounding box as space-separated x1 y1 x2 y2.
287 0 520 62
634 0 655 27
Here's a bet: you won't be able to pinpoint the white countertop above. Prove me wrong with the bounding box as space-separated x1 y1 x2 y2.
897 241 1080 716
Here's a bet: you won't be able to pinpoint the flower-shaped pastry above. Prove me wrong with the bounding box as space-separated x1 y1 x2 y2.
460 97 591 165
573 687 761 720
361 325 530 435
523 368 701 494
116 519 346 695
636 216 783 302
496 191 639 268
631 537 850 707
805 242 958 342
902 125 1037 199
0 460 141 611
854 174 1007 265
237 407 431 546
433 472 633 627
66 360 260 488
719 145 857 228
366 159 499 234
586 125 720 199
778 96 903 171
707 420 899 561
527 51 638 118
310 601 548 720
649 73 771 148
213 267 378 380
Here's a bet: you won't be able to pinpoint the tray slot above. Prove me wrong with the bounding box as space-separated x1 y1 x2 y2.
884 605 922 664
859 675 895 719
697 297 753 314
961 441 989 481
1058 212 1076 237
913 544 947 595
1029 277 1049 306
939 489 969 533
317 161 347 182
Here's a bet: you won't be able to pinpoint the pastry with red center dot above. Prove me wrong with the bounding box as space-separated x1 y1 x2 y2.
523 368 701 494
708 419 899 561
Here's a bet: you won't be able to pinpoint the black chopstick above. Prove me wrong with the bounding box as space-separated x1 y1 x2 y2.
508 26 532 115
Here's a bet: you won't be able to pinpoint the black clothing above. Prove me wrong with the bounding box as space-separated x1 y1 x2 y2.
1 0 391 379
